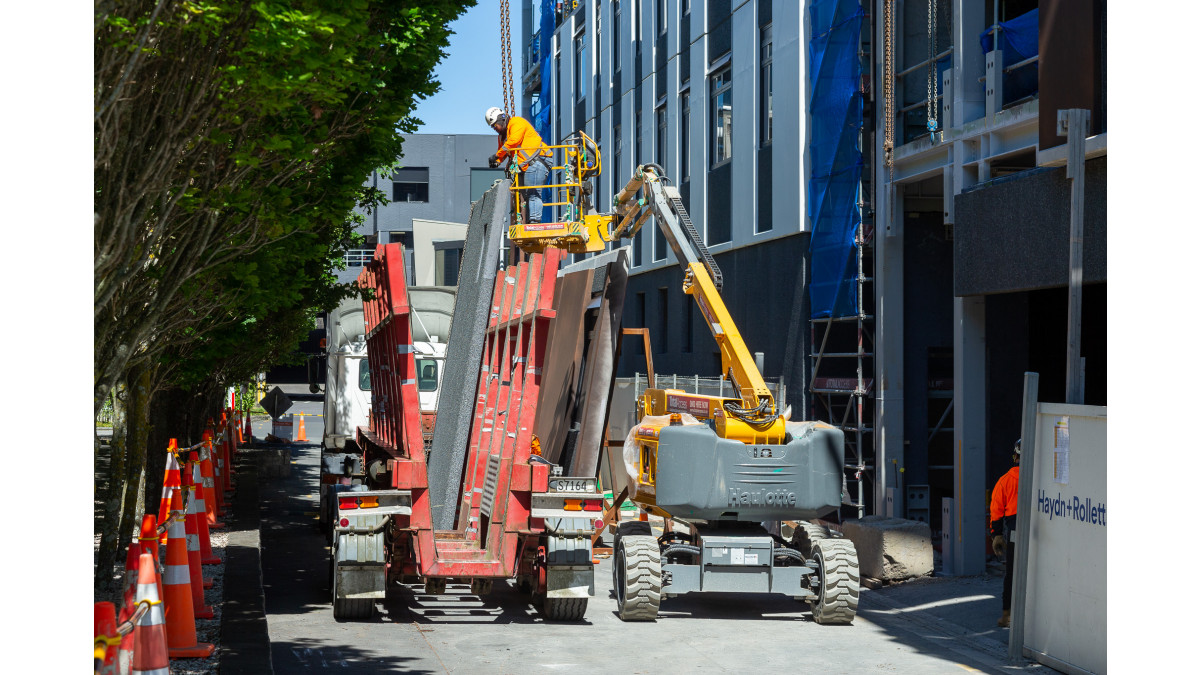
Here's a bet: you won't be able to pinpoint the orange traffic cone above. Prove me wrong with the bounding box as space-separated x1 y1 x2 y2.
180 463 213 591
95 601 119 675
162 488 215 658
157 440 182 546
185 484 215 606
296 414 308 442
131 551 169 675
117 539 141 675
191 454 222 565
203 429 227 517
198 434 226 527
137 515 164 605
244 411 253 444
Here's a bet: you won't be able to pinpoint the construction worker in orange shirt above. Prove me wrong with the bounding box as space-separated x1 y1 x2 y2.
485 106 552 224
990 438 1021 628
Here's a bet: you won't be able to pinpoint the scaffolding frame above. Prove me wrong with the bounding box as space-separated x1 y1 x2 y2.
809 221 875 520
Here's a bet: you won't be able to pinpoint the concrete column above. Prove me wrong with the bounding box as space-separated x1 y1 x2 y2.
953 0 987 125
952 294 986 575
874 180 904 516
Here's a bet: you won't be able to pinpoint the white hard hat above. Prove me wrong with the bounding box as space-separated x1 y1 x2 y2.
485 107 505 126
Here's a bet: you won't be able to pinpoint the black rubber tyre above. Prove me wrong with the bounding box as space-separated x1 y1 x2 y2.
331 534 375 620
612 521 653 589
808 539 860 625
791 520 830 559
615 535 661 621
543 596 589 621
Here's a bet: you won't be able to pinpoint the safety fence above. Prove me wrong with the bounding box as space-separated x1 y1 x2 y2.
94 409 253 674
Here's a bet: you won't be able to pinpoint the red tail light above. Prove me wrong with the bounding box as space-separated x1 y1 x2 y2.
583 500 603 511
338 497 358 510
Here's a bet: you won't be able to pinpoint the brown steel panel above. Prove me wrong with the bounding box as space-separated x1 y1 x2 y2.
1039 0 1104 149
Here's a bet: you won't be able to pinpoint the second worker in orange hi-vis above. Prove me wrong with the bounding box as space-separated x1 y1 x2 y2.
989 438 1021 628
484 106 552 224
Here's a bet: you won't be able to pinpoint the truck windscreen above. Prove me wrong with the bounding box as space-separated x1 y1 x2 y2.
416 359 439 392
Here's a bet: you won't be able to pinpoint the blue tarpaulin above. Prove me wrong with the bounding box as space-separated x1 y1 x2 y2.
980 8 1039 105
980 8 1039 61
808 0 864 319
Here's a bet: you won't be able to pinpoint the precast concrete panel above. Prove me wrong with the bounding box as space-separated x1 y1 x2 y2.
1022 403 1106 675
426 181 508 531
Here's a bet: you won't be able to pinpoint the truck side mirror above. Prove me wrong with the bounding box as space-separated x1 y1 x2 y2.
306 355 325 393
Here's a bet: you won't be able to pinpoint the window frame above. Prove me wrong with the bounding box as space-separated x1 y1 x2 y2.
710 65 733 168
680 89 690 182
760 25 774 148
391 167 430 203
575 28 587 102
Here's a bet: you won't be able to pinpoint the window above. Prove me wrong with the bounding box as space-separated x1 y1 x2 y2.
761 26 773 146
711 66 733 167
654 105 667 262
682 0 690 15
656 0 666 35
575 30 587 101
470 168 506 203
416 359 439 392
358 359 371 391
613 0 621 72
683 300 693 353
681 91 690 181
613 123 623 197
392 167 429 202
434 240 463 286
636 109 643 164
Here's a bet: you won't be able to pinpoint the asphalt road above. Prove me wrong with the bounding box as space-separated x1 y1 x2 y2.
252 399 1049 674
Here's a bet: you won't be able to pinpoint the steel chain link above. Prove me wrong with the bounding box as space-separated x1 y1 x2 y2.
501 0 514 115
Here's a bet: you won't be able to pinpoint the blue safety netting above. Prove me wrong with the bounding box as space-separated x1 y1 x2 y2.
808 0 864 319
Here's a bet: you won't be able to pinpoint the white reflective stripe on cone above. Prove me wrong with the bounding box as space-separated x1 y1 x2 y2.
136 593 165 627
187 534 199 551
134 667 170 675
163 564 190 586
168 517 186 539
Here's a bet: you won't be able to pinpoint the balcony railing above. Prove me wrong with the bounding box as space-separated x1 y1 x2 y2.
344 249 374 267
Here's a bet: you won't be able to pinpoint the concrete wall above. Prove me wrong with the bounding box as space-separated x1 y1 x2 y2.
412 219 468 287
954 156 1107 296
356 134 497 239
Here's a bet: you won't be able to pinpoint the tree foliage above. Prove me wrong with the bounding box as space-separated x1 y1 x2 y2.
94 0 476 591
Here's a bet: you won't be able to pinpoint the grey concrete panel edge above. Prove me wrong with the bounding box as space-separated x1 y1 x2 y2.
427 180 509 531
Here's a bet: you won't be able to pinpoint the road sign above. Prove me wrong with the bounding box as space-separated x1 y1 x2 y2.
260 387 293 420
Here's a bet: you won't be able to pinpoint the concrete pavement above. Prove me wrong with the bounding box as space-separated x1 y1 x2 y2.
223 397 1053 674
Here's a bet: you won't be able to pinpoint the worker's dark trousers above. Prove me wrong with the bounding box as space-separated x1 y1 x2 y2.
1002 540 1015 611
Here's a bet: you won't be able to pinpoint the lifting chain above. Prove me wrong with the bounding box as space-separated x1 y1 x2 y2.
500 0 515 116
882 0 894 176
926 0 937 138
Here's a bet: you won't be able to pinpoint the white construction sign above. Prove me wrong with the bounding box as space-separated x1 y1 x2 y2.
1023 403 1106 674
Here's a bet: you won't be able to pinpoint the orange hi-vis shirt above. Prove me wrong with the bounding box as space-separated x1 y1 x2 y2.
496 116 550 170
990 465 1020 525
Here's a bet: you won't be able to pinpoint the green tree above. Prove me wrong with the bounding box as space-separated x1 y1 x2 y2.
94 0 476 594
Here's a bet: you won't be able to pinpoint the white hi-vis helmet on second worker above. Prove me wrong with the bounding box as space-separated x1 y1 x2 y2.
485 107 506 127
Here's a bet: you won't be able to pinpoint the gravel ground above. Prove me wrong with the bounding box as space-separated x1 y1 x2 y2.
95 520 228 675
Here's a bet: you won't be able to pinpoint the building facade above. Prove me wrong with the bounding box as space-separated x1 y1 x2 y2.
341 134 505 285
523 0 1106 575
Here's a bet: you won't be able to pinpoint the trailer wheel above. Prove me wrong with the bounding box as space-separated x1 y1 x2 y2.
615 535 661 621
331 534 375 621
612 521 653 590
543 596 588 621
808 539 859 625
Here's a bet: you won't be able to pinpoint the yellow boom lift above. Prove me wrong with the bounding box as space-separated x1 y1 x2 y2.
502 140 859 624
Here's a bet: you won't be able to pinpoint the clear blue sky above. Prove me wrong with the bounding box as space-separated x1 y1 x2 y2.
410 2 525 136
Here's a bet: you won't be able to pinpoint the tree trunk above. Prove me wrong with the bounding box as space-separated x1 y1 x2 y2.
117 363 153 587
94 377 128 596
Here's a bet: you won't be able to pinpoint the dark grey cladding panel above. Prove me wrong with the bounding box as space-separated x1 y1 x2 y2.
427 179 509 531
954 156 1106 296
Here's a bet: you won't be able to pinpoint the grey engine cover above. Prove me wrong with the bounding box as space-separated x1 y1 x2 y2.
654 421 844 521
